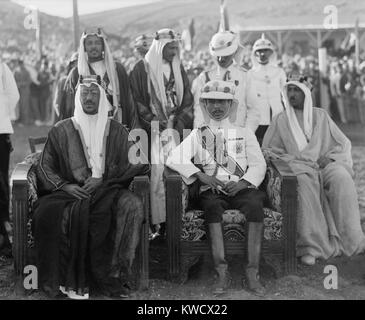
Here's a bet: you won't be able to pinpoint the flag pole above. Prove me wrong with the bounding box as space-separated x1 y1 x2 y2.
73 0 80 51
355 17 360 72
36 8 42 60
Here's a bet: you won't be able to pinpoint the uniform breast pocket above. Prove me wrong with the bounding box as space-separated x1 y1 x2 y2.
227 139 245 157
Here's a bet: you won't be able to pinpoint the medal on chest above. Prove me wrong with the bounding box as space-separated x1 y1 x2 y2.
234 141 244 154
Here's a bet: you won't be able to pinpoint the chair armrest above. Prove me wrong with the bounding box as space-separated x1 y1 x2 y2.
265 158 297 274
11 163 33 276
270 158 297 183
265 158 296 211
11 163 32 189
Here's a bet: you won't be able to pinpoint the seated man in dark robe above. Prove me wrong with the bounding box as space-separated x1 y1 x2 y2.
60 27 138 130
34 75 149 299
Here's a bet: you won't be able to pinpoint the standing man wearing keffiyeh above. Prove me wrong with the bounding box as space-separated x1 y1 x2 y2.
60 27 138 130
129 28 194 232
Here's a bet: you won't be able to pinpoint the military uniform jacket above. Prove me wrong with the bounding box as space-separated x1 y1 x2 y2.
166 119 266 190
246 64 286 126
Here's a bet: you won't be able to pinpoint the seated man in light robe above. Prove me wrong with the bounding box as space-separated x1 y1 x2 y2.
34 76 149 299
262 73 365 266
166 80 267 296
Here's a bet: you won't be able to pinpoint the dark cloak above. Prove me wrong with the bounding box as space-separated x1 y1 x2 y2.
34 119 149 296
129 60 194 138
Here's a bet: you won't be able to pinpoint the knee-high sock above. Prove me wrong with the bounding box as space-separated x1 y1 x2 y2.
208 223 227 267
247 222 263 269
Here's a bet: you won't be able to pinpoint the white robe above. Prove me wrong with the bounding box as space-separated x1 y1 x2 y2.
0 62 19 134
263 108 365 259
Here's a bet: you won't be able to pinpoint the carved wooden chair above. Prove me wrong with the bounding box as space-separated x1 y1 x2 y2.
165 158 298 283
11 138 150 291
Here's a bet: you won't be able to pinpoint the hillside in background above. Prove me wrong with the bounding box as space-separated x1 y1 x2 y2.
0 0 73 56
81 0 365 35
1 0 365 56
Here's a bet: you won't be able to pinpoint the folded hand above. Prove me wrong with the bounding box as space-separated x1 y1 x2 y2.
83 177 103 194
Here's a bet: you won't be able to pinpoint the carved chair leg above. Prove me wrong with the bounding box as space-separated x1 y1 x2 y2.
176 254 201 285
137 217 149 291
260 254 283 279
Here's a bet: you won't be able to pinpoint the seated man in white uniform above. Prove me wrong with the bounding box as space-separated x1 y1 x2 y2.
167 80 267 296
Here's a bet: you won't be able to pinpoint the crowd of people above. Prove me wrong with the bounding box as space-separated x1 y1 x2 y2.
0 26 365 300
2 30 365 127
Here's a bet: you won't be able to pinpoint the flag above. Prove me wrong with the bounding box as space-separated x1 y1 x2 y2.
219 0 230 31
35 8 42 60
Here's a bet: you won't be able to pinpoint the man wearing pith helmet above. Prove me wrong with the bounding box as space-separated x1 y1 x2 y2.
246 34 286 144
167 80 267 296
192 31 260 131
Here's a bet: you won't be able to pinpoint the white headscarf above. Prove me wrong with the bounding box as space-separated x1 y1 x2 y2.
73 79 109 178
282 80 313 152
77 28 120 116
144 29 184 112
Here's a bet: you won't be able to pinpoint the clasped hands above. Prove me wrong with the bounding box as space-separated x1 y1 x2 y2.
61 177 102 200
317 156 334 169
195 172 251 197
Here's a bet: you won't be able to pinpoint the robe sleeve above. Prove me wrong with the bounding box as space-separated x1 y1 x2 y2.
2 63 20 120
103 122 150 186
323 111 353 168
36 127 69 193
60 67 79 119
173 65 194 137
129 61 156 131
262 114 296 162
115 62 140 130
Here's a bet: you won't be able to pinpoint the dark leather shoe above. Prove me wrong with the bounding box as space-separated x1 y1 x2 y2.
244 267 266 297
213 265 232 295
